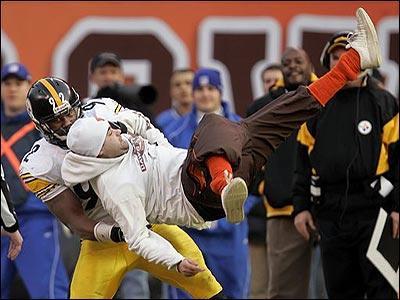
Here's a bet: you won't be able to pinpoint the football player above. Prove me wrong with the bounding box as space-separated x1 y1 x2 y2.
20 77 223 299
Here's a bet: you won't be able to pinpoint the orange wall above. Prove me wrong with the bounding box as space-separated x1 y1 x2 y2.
2 1 398 80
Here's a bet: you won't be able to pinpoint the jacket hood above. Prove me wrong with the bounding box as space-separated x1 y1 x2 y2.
61 150 126 187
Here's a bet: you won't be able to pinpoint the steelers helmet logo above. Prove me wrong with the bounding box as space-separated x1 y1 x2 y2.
358 120 372 135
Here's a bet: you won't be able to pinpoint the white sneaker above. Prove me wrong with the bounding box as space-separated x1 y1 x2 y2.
221 177 248 224
346 7 382 70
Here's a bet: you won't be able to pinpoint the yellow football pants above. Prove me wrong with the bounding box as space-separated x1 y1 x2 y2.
70 224 222 299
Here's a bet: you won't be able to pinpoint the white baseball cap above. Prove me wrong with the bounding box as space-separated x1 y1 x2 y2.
67 117 110 157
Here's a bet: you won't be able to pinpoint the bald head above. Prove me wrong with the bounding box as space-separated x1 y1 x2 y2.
281 47 313 90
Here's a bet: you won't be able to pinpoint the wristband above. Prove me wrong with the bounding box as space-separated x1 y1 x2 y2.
93 221 113 242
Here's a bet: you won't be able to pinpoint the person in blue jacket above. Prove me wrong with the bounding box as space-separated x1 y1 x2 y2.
156 69 194 132
164 68 251 299
1 63 69 299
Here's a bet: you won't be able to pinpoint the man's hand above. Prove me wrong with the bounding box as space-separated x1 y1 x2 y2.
177 258 205 277
115 110 152 137
294 210 317 240
1 229 23 260
390 211 399 239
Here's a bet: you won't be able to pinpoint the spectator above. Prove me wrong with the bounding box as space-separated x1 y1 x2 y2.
293 31 399 299
246 63 283 299
156 69 194 132
164 68 251 299
1 63 69 299
89 51 157 124
261 64 284 94
247 48 317 299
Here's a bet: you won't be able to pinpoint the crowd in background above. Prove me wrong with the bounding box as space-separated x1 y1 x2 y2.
1 27 398 300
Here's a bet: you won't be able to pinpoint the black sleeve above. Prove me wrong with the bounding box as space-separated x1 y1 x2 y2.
1 165 19 233
292 142 313 217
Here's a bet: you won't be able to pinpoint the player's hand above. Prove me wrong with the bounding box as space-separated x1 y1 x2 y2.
1 229 23 260
390 211 399 239
294 210 316 241
177 258 205 277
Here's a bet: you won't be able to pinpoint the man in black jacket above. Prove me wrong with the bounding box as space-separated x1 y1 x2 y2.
247 47 317 298
293 31 399 299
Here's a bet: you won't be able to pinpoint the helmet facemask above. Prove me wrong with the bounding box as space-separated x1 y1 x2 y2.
27 96 82 148
26 77 82 148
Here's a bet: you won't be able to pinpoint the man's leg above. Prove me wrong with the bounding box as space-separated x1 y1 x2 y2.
70 241 133 298
267 217 311 299
318 219 365 299
248 242 268 299
242 7 381 171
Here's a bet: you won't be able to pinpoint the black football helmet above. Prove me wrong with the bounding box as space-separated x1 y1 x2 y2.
320 31 352 70
26 77 82 147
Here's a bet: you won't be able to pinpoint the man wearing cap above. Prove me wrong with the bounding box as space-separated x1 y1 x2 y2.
89 52 124 93
1 63 69 298
293 31 398 299
89 52 156 124
163 67 252 299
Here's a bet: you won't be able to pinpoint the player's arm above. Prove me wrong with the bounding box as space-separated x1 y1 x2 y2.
86 97 172 146
115 109 173 147
45 189 125 242
45 188 97 240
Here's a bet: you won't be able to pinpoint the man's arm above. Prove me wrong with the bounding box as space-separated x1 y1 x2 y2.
46 189 125 242
45 189 97 240
115 109 173 147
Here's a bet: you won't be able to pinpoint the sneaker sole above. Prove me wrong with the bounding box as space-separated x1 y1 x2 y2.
357 7 382 68
221 177 248 224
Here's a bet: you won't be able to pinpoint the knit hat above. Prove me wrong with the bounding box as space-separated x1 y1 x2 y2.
67 117 110 157
192 68 223 92
1 62 31 81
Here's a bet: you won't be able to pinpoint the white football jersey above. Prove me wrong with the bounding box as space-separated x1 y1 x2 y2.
20 98 125 223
